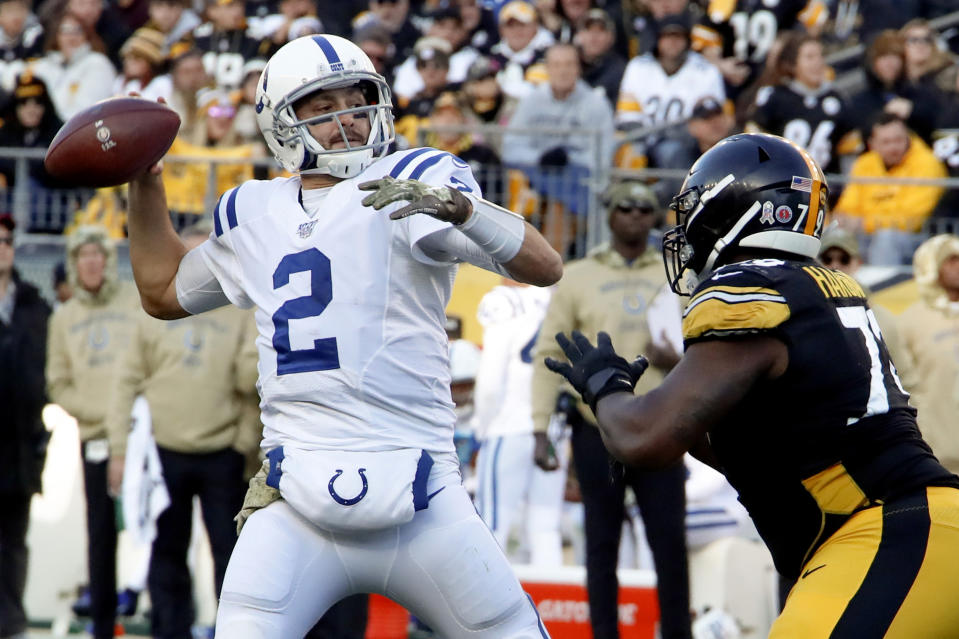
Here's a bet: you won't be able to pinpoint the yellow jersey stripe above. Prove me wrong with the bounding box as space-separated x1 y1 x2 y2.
688 285 784 307
683 297 791 340
691 25 722 50
798 0 829 29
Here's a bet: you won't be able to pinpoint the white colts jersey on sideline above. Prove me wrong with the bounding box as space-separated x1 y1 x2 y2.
616 51 726 129
197 147 481 455
472 285 551 440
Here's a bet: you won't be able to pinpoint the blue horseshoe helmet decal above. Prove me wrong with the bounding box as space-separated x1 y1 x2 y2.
328 468 369 505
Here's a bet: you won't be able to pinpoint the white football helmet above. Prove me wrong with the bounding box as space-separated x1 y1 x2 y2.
254 34 395 177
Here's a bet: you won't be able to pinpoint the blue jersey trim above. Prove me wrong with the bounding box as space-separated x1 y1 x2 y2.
408 152 447 180
212 192 225 237
225 188 239 230
389 148 433 178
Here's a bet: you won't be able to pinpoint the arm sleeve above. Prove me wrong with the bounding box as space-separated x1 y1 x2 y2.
45 310 99 423
195 231 254 309
105 317 151 456
176 244 232 314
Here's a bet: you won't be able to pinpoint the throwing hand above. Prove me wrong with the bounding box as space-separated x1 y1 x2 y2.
359 176 472 224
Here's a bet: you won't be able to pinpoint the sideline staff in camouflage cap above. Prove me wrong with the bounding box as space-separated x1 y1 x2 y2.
604 180 658 219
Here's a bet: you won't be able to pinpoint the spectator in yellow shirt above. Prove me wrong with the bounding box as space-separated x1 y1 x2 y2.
834 112 947 265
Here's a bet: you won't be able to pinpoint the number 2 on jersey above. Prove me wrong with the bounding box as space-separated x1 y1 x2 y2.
272 248 340 375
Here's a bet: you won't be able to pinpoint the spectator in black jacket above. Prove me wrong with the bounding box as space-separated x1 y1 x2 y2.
0 213 51 639
850 29 943 144
0 72 63 190
574 7 625 105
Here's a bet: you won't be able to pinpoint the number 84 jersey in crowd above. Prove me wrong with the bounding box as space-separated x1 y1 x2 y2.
195 148 482 455
681 258 956 578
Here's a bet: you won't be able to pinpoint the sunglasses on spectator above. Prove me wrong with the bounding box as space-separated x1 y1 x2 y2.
906 35 934 44
821 252 852 266
615 204 655 214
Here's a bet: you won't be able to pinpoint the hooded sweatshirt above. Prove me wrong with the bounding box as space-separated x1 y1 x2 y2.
898 234 959 474
46 225 142 442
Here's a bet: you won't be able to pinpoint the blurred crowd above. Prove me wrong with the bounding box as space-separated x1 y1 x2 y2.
5 1 959 638
0 0 954 265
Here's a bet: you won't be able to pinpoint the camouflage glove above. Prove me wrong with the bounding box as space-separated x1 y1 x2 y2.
545 331 649 414
235 459 282 535
359 176 472 224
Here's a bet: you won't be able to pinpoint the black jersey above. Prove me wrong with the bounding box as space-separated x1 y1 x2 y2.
931 128 959 217
683 259 959 578
193 24 272 89
751 83 859 174
692 0 827 83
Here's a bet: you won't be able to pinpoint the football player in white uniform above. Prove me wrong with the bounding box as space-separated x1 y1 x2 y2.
472 281 566 566
125 34 562 639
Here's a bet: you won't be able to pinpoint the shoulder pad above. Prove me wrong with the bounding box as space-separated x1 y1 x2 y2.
683 262 790 342
379 147 469 181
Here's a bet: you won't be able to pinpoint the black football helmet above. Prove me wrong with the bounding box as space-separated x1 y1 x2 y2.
663 133 828 295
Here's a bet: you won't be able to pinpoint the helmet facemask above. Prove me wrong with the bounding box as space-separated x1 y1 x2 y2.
270 74 395 177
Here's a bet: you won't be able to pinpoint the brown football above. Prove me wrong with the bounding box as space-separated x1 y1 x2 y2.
44 97 180 188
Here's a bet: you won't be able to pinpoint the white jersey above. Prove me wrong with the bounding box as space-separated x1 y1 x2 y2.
616 51 725 128
471 285 550 439
197 147 483 455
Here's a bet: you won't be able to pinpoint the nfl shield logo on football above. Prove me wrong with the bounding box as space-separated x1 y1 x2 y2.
297 220 318 238
775 205 793 223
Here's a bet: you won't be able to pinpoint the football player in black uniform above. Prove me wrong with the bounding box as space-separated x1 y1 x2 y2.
546 133 959 637
746 33 860 175
692 0 827 97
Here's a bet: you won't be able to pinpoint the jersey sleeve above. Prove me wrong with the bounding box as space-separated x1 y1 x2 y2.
682 265 791 346
749 86 777 132
396 150 484 266
196 186 254 309
615 58 646 127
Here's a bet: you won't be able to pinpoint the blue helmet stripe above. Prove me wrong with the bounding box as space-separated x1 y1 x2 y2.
311 35 341 66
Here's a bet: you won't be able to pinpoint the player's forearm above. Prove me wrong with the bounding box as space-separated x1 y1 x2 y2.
128 171 189 319
502 223 563 286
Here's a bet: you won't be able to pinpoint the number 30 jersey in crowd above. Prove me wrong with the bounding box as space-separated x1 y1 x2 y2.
682 259 959 578
195 148 482 455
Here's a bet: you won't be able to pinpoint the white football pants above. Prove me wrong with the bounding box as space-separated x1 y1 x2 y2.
215 453 550 639
474 433 567 566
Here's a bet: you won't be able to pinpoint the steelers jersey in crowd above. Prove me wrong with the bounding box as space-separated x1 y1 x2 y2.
931 127 959 217
692 0 828 83
682 258 959 579
194 24 273 89
749 83 861 174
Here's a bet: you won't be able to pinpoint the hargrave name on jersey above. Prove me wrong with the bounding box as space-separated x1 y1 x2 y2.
802 265 866 301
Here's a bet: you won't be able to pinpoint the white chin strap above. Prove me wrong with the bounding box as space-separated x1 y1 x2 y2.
698 200 762 280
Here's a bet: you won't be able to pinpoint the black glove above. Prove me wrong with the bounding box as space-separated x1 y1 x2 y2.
539 146 569 167
544 331 648 413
